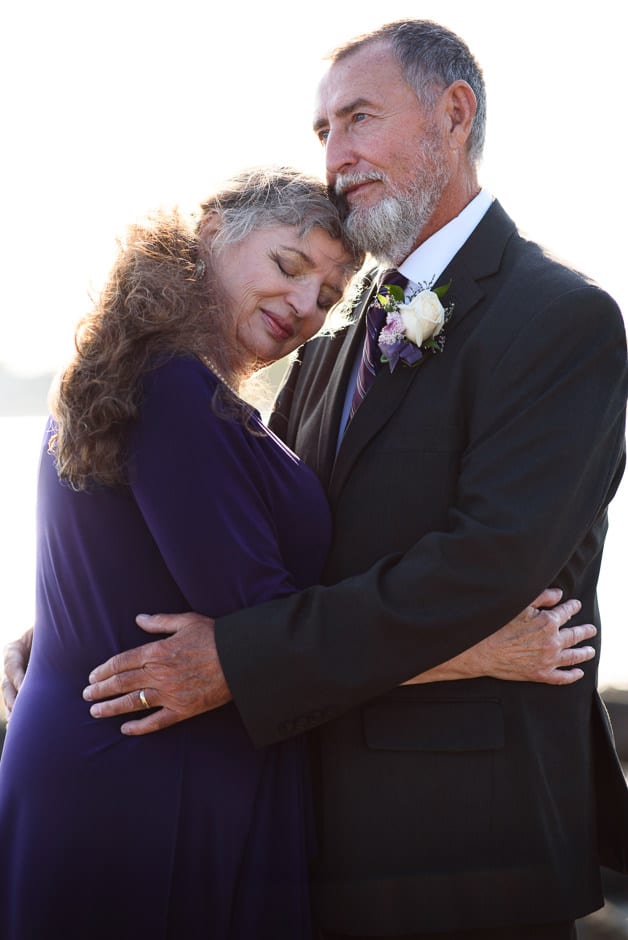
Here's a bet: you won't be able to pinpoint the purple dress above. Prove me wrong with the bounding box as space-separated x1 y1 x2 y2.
0 356 331 940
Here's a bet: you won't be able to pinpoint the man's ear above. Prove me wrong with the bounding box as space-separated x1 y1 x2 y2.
442 80 477 151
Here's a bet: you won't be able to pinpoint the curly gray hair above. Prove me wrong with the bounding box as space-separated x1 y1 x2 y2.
200 166 361 263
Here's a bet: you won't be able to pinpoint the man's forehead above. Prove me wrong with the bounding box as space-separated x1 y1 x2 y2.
313 67 373 126
312 71 334 127
312 60 419 131
313 43 401 122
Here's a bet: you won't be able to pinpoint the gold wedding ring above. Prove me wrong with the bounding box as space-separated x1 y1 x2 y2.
138 689 150 710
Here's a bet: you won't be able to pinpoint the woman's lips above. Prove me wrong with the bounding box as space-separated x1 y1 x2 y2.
261 310 293 340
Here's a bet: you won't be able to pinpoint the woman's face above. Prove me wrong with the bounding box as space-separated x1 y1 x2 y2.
212 224 353 370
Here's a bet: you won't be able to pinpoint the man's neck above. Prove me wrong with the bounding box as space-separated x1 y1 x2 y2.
396 188 493 288
412 158 480 251
415 175 481 248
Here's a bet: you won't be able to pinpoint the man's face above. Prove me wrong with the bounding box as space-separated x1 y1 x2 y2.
313 42 452 263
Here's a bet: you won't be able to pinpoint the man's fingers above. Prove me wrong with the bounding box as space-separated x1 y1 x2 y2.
135 612 204 635
84 666 149 702
120 709 181 736
2 641 29 715
4 661 26 690
86 685 156 718
88 614 212 686
3 649 27 691
87 641 163 685
2 675 17 715
2 664 25 695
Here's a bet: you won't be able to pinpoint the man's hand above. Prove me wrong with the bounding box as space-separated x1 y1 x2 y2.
403 589 597 686
2 627 34 717
83 613 232 735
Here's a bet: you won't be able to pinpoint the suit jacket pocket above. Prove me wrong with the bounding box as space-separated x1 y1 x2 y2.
332 697 507 866
363 698 504 752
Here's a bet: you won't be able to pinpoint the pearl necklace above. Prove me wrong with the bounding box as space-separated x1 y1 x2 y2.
199 355 240 397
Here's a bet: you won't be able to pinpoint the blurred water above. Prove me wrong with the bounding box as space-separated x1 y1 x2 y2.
1 415 626 689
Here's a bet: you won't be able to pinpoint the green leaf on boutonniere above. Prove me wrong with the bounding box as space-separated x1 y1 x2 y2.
433 280 452 300
384 283 405 303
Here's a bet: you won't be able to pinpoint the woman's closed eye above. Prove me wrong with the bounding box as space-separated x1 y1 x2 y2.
272 252 302 279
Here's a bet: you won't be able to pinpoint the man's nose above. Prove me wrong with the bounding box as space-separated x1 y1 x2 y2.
325 127 357 178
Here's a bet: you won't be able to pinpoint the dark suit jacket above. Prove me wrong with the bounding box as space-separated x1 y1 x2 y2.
216 201 628 932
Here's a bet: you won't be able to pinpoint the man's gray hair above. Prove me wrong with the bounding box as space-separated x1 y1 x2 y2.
329 20 487 164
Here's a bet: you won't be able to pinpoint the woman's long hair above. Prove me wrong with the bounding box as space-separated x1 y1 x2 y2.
49 167 359 491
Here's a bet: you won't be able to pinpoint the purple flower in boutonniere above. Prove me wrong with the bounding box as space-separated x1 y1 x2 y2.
376 279 454 373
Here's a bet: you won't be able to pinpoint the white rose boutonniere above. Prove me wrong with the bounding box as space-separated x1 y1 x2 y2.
400 290 446 346
376 279 454 372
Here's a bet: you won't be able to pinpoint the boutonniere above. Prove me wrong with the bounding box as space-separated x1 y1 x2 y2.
376 279 454 372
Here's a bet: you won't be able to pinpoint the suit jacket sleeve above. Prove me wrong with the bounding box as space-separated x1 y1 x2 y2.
216 275 628 747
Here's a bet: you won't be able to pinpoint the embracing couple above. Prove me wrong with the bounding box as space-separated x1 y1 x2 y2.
2 18 628 940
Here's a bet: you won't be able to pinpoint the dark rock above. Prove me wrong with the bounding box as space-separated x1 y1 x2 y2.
578 897 628 938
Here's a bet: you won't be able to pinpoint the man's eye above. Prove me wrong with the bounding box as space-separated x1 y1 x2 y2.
353 112 368 124
317 130 329 146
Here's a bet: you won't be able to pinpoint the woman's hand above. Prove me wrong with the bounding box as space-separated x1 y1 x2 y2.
402 589 596 686
2 627 33 717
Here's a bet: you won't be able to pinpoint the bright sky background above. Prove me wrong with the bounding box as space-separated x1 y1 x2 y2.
1 0 626 378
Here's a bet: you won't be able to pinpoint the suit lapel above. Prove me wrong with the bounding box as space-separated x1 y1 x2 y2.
313 312 364 480
329 350 416 505
297 271 379 487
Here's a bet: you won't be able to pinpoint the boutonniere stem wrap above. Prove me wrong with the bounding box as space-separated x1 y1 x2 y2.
377 280 454 372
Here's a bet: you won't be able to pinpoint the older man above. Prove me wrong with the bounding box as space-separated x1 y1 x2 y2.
8 19 628 940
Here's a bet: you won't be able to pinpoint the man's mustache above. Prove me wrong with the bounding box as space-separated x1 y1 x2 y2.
334 171 385 197
328 172 385 219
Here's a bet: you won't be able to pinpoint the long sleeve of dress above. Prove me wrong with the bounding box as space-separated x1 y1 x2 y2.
128 356 330 617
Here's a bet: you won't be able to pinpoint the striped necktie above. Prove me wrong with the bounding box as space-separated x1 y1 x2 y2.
349 269 408 419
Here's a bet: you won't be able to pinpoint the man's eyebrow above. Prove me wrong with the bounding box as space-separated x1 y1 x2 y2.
313 97 374 132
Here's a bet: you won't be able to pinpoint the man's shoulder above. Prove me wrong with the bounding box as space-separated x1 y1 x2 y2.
480 202 619 309
508 235 620 320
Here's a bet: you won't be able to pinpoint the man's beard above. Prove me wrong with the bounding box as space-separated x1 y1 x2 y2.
336 132 451 266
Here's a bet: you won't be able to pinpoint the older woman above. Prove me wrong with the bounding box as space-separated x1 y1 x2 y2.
0 168 359 940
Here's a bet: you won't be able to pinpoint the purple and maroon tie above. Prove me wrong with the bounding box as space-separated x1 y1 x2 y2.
349 269 408 419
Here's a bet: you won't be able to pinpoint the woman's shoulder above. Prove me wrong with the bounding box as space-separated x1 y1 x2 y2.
137 353 267 444
142 353 215 393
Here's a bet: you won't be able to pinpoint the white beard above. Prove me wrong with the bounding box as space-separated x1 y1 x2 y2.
339 132 451 265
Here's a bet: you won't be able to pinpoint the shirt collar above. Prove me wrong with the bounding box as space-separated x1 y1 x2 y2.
396 188 493 290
